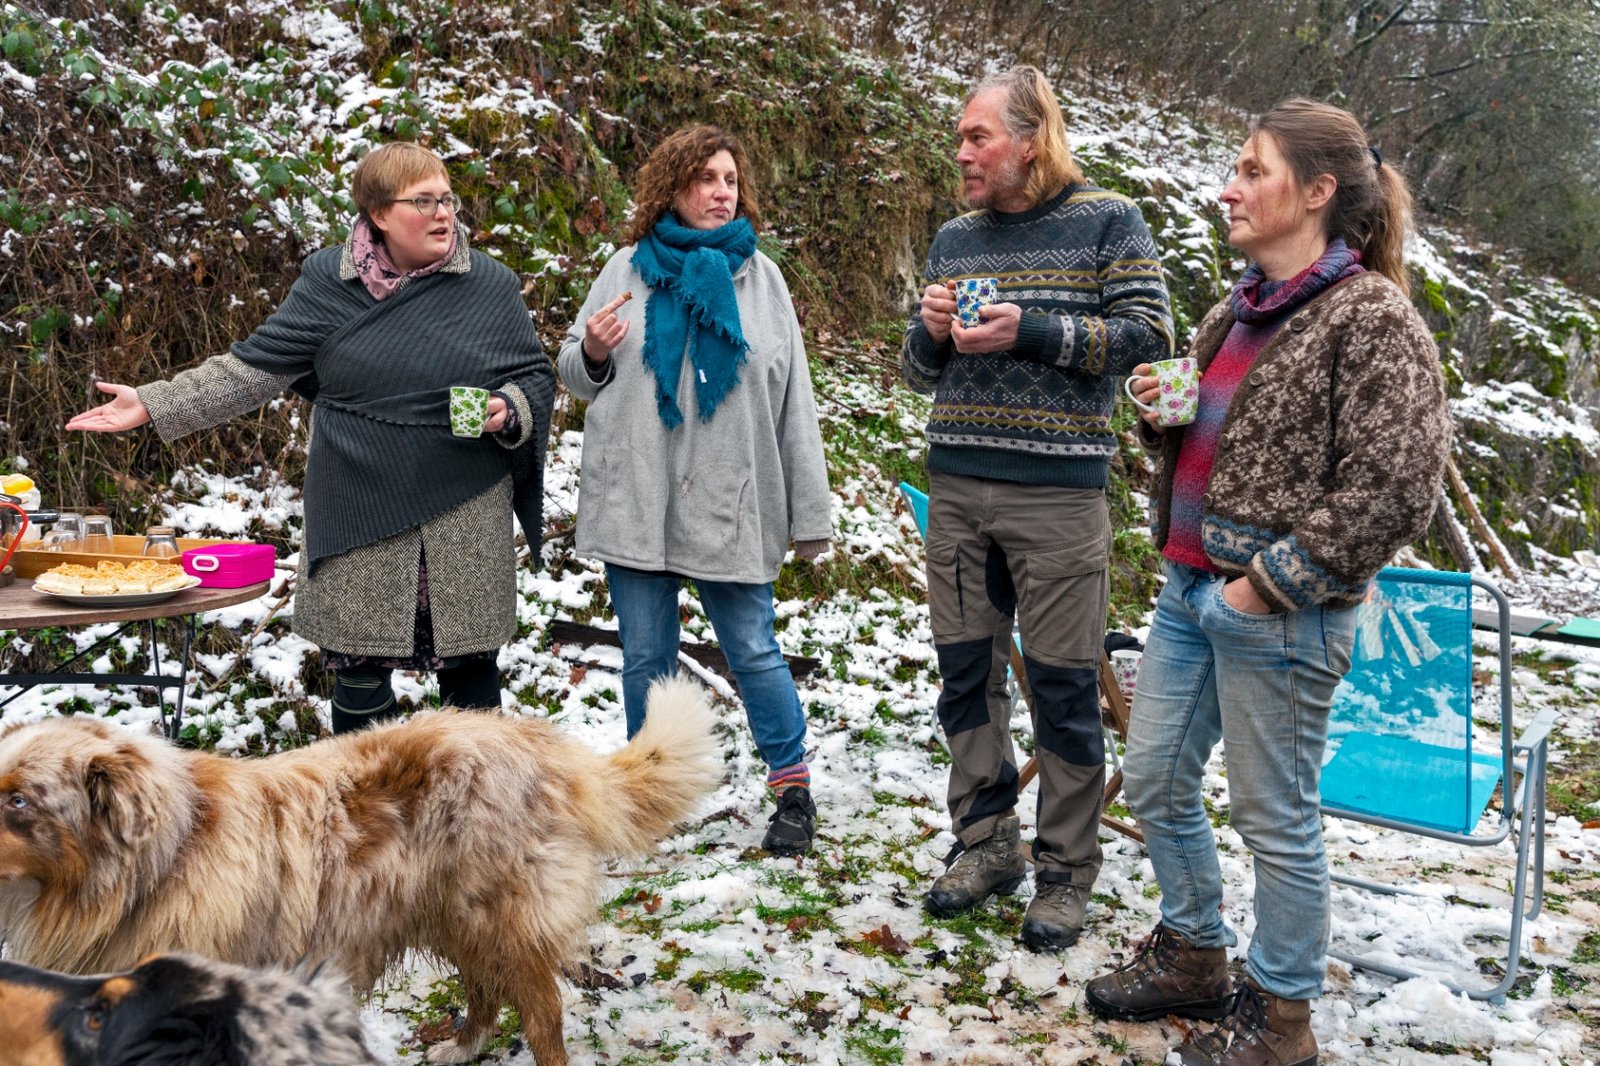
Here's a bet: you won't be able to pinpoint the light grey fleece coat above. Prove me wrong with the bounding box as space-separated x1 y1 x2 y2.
558 246 831 585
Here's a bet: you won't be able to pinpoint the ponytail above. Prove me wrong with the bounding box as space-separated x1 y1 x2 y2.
1363 162 1413 295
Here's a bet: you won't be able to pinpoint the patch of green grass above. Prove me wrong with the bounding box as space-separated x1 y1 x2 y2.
1547 737 1600 822
653 941 692 981
854 723 891 747
843 1020 904 1065
1095 1031 1129 1054
684 966 764 994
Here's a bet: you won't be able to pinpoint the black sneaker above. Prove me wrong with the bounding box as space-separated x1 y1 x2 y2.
762 786 816 856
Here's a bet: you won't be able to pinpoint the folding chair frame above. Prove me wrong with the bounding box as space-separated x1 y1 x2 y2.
1322 572 1554 1002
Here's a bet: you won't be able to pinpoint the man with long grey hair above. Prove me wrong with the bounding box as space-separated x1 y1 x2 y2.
902 65 1173 949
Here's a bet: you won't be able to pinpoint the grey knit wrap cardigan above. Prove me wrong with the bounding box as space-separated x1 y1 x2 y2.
138 235 555 658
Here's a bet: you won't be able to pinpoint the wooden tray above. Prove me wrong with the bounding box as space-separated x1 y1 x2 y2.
11 534 237 579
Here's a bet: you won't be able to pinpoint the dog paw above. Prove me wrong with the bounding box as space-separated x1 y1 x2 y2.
424 1032 490 1064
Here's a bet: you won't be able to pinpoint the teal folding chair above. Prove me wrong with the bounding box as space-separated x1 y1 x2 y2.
1320 567 1555 1001
897 481 1139 842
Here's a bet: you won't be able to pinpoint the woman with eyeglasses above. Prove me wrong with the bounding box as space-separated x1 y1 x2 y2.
68 142 554 733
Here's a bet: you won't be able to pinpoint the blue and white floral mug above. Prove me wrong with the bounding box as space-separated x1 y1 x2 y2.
954 276 1001 329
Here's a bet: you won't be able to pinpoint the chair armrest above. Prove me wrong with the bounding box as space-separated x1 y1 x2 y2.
1513 707 1558 755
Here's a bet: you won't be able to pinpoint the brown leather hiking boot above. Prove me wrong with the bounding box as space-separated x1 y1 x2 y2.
1020 880 1090 950
1173 978 1317 1066
923 814 1025 918
1085 922 1233 1022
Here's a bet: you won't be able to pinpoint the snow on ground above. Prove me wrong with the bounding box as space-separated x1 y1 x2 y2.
4 363 1598 1064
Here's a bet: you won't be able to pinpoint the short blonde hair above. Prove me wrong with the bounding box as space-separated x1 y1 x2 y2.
968 65 1085 209
350 142 449 222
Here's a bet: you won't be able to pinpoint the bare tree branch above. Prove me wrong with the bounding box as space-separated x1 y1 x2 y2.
1348 0 1412 54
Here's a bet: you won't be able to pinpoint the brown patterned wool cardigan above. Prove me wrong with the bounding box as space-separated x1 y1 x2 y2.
1143 271 1450 611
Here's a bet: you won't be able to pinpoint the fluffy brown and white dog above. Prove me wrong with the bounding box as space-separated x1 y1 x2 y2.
0 676 721 1065
0 952 378 1065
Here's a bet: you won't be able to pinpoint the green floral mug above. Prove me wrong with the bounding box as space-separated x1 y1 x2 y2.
449 386 491 437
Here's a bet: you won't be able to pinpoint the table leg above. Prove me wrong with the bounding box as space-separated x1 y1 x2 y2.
146 616 195 741
171 616 194 740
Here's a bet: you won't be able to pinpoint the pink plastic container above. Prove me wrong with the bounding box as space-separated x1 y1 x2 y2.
181 543 276 588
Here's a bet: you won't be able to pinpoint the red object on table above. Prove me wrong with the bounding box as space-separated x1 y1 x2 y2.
181 543 276 588
0 502 26 574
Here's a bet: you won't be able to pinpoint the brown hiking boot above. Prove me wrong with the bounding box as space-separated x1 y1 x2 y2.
924 814 1025 918
1173 978 1317 1066
1085 922 1233 1022
1020 880 1090 950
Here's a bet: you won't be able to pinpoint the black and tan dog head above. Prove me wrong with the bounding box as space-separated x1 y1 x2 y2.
0 953 377 1066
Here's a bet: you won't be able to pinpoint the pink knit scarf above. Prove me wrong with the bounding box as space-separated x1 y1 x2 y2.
350 217 458 301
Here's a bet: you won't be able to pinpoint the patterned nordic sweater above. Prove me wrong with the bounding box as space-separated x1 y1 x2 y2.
1142 272 1450 611
901 184 1173 488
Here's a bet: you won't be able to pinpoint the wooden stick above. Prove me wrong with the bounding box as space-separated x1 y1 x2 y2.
1444 456 1519 579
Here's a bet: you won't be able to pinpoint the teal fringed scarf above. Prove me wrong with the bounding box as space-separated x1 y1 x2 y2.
631 214 757 427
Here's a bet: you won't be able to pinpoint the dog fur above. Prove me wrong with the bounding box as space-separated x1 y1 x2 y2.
0 676 721 1065
0 952 377 1065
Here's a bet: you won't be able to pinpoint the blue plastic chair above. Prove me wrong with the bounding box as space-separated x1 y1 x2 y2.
897 481 1140 842
1320 567 1555 1001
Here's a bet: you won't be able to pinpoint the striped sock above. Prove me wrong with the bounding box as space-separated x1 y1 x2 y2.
766 763 810 796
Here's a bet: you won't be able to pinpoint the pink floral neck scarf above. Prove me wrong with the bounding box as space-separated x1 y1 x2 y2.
350 216 458 301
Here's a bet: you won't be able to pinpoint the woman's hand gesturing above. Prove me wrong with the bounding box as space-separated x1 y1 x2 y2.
65 382 151 433
583 291 633 364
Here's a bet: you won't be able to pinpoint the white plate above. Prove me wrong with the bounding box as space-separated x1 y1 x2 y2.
32 575 202 607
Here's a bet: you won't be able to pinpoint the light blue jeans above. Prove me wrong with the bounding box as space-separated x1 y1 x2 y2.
605 564 807 772
1122 561 1357 1001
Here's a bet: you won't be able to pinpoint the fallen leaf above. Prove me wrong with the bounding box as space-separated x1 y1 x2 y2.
569 962 624 990
861 923 910 956
569 664 587 685
414 1016 463 1043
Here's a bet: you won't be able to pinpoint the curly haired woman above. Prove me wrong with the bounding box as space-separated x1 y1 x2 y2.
558 126 832 856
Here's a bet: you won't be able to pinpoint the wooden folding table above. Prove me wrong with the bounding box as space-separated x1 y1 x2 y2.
0 580 270 738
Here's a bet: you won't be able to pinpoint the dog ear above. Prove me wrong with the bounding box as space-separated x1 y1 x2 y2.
84 748 162 847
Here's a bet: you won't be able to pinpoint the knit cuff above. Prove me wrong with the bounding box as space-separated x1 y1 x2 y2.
793 539 830 561
580 340 616 385
904 323 954 378
1012 311 1057 362
492 384 532 449
1135 418 1166 452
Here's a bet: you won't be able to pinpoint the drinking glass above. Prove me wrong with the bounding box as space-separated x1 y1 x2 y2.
45 513 84 551
142 526 180 558
82 515 114 553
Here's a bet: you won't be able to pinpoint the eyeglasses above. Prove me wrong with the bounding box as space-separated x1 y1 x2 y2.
389 193 461 216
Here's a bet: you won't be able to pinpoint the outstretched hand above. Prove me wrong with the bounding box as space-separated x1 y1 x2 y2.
65 382 151 433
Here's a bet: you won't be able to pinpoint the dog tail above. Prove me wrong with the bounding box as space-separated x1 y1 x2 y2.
585 675 722 857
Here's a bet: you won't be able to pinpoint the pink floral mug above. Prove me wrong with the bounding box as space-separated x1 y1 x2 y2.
1124 357 1200 427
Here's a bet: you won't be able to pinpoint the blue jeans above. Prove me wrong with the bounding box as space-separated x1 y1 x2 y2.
1122 561 1357 1001
605 564 807 772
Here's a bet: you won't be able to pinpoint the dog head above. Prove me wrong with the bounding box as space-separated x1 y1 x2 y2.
0 718 190 900
0 953 376 1066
